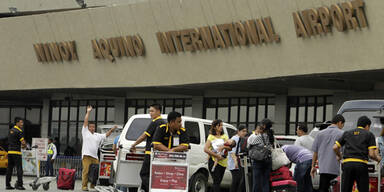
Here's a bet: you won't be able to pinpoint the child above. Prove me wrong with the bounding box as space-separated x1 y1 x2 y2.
211 139 236 172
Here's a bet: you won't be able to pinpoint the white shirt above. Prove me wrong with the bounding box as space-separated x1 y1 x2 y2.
82 126 106 159
294 135 314 152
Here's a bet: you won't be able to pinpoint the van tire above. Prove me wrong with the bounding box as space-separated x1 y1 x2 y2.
190 172 208 192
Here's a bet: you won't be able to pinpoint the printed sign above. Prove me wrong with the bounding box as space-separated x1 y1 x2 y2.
22 150 37 175
153 151 187 160
151 165 188 190
32 138 48 161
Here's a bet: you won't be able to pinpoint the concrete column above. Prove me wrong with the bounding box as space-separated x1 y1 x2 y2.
114 98 126 125
192 96 204 118
41 98 50 137
274 95 287 135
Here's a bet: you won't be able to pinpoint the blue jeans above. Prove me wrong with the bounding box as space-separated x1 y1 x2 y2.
45 155 54 176
252 160 272 192
294 159 313 192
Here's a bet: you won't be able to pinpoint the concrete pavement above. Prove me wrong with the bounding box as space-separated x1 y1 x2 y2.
0 175 84 192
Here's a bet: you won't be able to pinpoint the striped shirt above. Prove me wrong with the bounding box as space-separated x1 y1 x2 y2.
247 133 271 148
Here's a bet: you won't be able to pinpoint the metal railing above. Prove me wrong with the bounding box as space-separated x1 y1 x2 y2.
37 156 83 179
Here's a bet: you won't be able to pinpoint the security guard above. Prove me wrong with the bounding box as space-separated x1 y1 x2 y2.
333 116 381 192
6 117 26 190
46 138 57 176
152 111 189 152
130 104 165 192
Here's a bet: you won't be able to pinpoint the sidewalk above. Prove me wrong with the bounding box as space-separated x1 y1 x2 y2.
0 175 84 192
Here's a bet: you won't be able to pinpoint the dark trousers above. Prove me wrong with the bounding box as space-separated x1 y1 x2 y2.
230 167 245 192
341 162 369 192
6 154 23 187
252 160 272 192
319 173 338 192
140 155 150 192
294 159 313 192
45 155 54 176
208 158 226 192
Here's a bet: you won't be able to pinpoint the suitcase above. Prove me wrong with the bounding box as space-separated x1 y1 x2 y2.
57 168 76 190
270 166 293 182
88 164 99 186
271 180 297 192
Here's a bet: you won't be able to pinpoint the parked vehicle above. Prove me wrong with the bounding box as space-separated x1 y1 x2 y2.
336 100 384 191
115 114 237 192
98 125 123 186
0 146 7 171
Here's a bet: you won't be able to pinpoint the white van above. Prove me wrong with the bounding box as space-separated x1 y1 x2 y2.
116 114 238 192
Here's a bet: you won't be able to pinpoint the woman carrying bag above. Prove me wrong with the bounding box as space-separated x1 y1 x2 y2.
204 119 230 192
247 119 275 192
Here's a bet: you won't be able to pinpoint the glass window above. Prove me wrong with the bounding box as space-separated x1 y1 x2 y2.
326 104 333 121
0 124 9 138
218 107 228 122
248 106 256 122
316 106 324 122
298 106 305 122
97 107 105 122
107 108 115 122
184 107 192 116
0 108 9 123
226 127 237 138
11 108 25 121
258 105 265 120
61 107 68 121
26 108 40 124
125 118 152 141
267 105 275 120
230 105 238 122
206 108 216 120
240 105 247 122
204 124 211 140
185 121 200 144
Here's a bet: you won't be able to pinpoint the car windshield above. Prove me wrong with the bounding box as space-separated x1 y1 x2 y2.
125 118 153 141
342 110 383 137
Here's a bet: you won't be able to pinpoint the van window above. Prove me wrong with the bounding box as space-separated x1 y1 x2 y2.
185 121 200 144
227 128 237 138
204 124 211 141
125 118 152 141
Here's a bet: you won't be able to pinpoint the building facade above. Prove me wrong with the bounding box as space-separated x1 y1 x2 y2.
0 0 383 154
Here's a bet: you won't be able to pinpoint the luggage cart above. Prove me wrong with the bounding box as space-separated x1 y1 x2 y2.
23 145 56 191
149 151 189 192
96 145 145 192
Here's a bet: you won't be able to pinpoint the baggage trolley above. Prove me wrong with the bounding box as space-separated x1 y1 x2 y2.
23 145 56 191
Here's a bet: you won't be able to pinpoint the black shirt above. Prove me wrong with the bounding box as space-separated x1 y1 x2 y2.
144 116 165 153
8 126 24 155
152 123 189 149
336 127 377 164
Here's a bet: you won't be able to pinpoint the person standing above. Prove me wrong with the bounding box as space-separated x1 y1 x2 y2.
247 118 275 192
282 145 313 192
5 117 26 190
82 106 117 191
228 125 248 192
130 104 165 192
152 111 189 152
45 138 57 176
204 119 230 192
333 116 381 192
311 114 345 192
294 123 314 151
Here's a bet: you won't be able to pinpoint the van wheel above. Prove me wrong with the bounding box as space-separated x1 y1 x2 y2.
190 172 208 192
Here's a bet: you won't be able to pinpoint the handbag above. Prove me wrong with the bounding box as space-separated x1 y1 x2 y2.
271 140 290 170
248 134 271 161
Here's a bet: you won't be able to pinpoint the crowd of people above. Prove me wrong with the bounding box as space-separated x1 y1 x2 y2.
5 102 384 192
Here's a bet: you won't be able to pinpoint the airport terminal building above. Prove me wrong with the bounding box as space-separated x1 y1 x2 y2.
0 0 383 154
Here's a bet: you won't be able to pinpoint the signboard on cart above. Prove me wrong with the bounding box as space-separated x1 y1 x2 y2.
150 152 189 192
32 138 48 161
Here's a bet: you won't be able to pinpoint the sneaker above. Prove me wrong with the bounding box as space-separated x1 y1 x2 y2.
14 186 25 190
5 186 14 190
82 187 89 191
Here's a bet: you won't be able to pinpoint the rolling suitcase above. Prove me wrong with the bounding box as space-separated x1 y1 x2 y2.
88 164 99 186
271 180 297 192
270 166 293 182
57 168 76 190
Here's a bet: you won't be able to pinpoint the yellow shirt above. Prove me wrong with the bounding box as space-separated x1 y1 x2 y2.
208 134 229 167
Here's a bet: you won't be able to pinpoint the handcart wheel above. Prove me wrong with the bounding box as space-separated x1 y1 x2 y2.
31 184 39 191
43 183 50 190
